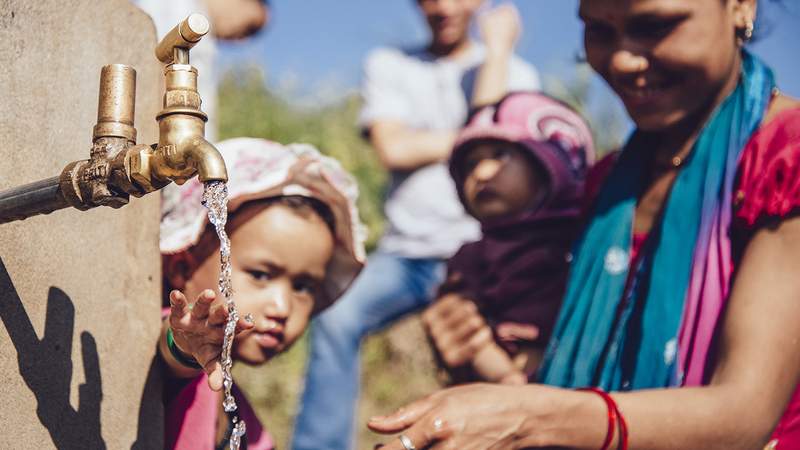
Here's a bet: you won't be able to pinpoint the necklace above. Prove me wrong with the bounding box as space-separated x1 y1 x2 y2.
670 154 686 168
657 88 779 171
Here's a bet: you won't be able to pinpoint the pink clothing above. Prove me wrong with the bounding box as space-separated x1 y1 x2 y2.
165 373 274 450
585 108 800 449
736 108 800 450
161 307 273 449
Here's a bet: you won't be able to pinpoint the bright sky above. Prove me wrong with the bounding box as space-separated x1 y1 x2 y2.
219 0 800 110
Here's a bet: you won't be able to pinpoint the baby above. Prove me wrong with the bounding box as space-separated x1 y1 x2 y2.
424 92 595 384
157 138 366 449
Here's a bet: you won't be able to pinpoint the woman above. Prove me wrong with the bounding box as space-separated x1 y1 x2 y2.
370 0 800 449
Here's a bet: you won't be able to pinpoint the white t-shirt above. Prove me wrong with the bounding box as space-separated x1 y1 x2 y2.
132 0 219 142
359 43 541 259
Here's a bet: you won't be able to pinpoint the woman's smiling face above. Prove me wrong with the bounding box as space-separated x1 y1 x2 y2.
580 0 755 131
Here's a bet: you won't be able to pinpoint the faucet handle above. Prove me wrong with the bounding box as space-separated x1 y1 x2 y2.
155 13 210 65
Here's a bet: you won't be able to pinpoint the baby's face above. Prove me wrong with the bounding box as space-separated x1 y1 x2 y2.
460 142 545 222
187 202 334 365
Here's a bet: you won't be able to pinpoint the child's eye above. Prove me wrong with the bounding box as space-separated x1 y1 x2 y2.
293 280 317 295
493 148 510 160
464 158 480 173
248 270 272 281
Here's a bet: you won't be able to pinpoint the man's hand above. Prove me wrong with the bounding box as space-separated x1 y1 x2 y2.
479 3 522 56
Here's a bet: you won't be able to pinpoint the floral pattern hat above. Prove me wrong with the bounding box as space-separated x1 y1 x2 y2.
160 137 367 305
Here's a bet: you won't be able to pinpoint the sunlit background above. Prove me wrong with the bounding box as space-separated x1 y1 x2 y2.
220 0 800 108
212 2 800 448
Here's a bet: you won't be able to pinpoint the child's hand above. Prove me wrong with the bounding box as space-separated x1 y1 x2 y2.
478 3 522 56
472 343 527 385
422 293 494 369
166 289 254 391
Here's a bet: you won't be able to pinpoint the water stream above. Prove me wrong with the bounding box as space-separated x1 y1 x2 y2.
202 181 246 449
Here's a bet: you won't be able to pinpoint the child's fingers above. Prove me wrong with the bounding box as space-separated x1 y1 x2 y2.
207 302 230 326
169 290 189 317
190 289 215 320
235 318 255 335
205 360 224 392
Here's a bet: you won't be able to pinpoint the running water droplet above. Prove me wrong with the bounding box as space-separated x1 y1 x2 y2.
202 181 246 449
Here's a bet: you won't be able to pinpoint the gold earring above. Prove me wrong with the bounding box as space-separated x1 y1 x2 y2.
743 21 754 42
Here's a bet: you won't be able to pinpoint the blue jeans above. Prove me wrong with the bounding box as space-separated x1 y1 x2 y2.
291 251 445 450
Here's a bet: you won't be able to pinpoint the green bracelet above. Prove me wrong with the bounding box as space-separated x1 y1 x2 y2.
166 327 203 370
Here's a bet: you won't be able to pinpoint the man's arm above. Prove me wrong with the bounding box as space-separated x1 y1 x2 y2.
367 121 457 171
471 4 521 108
359 48 458 171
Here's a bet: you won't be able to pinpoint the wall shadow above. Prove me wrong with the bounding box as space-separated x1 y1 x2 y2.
131 355 164 450
0 257 106 450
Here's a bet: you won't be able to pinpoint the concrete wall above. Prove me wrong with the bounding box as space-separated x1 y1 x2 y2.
0 1 164 448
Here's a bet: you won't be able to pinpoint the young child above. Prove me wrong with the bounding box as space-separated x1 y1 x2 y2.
156 137 366 449
424 91 594 384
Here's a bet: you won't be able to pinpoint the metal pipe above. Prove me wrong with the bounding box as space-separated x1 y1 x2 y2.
0 177 70 224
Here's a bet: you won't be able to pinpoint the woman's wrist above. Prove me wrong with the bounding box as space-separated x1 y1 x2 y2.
514 386 610 449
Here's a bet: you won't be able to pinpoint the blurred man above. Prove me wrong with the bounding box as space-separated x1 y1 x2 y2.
133 0 269 141
292 1 540 449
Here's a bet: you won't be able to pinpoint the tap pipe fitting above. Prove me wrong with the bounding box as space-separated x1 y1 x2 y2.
0 13 227 224
127 15 227 192
58 64 143 211
94 64 137 143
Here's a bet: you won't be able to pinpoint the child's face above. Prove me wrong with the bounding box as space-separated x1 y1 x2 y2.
460 142 545 221
184 202 335 365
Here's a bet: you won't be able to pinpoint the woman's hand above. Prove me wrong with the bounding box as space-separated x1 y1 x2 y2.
479 3 522 56
369 383 552 450
421 293 494 369
164 289 253 390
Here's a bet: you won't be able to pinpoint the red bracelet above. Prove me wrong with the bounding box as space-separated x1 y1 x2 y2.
578 387 617 450
615 398 629 450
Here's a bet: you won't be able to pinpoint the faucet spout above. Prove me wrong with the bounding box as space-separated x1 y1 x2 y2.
188 138 228 183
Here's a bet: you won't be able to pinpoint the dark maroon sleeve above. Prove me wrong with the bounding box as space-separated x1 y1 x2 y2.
439 242 484 298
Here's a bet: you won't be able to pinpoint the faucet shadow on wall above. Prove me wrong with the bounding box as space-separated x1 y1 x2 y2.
0 258 106 449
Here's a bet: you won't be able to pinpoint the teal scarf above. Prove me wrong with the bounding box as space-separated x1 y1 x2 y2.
539 52 775 390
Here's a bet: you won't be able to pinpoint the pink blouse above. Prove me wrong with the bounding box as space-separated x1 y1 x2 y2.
165 373 274 450
585 108 800 449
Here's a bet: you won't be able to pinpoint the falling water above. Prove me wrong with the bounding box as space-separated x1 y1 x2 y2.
202 181 246 449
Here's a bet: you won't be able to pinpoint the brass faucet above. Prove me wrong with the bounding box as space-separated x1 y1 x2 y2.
22 14 228 219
